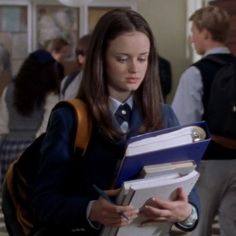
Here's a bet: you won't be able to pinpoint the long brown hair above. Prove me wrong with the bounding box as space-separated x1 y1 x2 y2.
78 8 163 140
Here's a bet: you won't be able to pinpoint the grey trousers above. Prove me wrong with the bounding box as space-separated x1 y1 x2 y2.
187 160 236 236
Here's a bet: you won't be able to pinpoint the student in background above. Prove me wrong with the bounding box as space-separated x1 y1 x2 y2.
172 6 236 236
46 37 70 81
32 8 199 236
60 34 91 100
0 49 60 190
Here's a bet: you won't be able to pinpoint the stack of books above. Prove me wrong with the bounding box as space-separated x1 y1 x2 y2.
114 121 209 188
101 121 210 236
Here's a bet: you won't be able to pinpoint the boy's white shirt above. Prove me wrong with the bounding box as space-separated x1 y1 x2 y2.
172 47 230 125
60 72 83 100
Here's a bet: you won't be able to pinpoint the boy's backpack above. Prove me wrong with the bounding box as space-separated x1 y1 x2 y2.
194 54 236 145
2 99 92 236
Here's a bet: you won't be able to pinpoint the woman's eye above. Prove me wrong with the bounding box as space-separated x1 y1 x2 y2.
138 57 148 62
117 57 128 63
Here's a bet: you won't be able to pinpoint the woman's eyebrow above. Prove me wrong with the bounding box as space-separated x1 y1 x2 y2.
114 52 149 56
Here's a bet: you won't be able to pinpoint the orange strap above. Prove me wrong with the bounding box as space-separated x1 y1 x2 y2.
66 99 92 154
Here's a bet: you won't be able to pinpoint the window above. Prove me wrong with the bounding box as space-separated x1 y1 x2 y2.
0 5 28 75
36 5 79 57
0 0 137 75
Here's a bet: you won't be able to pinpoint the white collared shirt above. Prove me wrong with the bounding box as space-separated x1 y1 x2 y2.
109 96 133 133
172 47 230 125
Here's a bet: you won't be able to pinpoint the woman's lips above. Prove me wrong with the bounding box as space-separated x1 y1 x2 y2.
126 77 139 83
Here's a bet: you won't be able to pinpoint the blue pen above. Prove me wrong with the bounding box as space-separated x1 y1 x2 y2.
92 184 129 221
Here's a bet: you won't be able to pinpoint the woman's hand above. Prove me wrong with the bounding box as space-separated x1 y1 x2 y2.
140 188 192 225
89 189 139 227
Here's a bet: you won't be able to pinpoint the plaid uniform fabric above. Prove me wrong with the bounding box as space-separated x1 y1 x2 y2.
0 138 32 190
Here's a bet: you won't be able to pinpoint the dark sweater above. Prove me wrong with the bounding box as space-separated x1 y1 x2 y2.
193 53 236 160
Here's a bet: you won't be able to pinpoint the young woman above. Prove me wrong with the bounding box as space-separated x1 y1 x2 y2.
32 9 199 236
0 49 60 189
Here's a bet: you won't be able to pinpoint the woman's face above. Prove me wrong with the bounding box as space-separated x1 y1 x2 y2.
105 31 150 102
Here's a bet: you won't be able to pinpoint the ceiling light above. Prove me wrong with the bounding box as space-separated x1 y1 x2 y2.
58 0 93 7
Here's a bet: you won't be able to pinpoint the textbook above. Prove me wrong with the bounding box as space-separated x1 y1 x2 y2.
114 121 210 188
101 160 199 236
116 160 196 204
140 159 196 179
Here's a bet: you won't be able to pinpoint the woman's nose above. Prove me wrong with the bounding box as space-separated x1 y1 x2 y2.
128 60 137 73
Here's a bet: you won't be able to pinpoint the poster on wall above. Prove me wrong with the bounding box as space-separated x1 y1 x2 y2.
37 5 79 58
0 6 27 76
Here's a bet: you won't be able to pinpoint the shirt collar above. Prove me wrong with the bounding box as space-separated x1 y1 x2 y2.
109 96 133 115
204 47 230 57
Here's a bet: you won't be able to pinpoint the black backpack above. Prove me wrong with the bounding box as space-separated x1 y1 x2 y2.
195 54 236 138
2 99 92 236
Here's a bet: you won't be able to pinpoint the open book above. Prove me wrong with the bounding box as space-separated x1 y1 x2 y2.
101 160 199 236
114 121 210 188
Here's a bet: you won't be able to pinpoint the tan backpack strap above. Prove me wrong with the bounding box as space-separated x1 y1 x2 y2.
66 99 92 154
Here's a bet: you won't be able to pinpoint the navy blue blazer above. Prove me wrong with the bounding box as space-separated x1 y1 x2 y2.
32 103 199 235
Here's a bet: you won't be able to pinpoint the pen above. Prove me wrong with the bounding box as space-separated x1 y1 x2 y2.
92 184 129 221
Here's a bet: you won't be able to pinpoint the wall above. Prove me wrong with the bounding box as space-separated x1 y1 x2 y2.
137 0 190 103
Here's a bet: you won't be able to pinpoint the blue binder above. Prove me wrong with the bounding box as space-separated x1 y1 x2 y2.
114 121 211 188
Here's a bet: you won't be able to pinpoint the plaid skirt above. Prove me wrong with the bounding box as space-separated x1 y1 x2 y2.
0 138 33 190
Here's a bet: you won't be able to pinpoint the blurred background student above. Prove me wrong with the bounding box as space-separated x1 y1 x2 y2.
172 6 236 236
0 49 60 190
60 33 91 100
45 37 70 82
